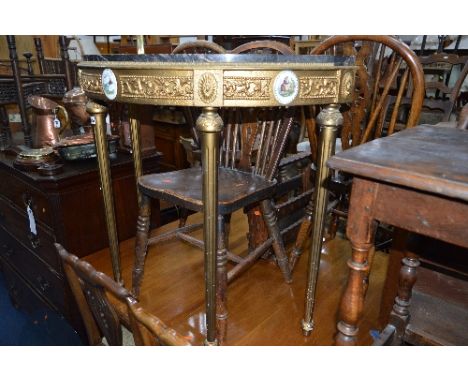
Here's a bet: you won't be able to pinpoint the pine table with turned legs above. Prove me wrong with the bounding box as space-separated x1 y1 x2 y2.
328 124 468 345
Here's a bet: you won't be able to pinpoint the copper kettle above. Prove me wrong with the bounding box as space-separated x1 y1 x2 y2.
62 87 90 135
28 95 69 148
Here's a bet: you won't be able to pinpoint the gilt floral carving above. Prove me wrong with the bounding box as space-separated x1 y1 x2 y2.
299 77 338 99
79 72 102 94
120 75 193 100
224 77 271 100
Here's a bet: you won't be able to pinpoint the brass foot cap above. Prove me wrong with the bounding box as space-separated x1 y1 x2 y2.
301 319 314 336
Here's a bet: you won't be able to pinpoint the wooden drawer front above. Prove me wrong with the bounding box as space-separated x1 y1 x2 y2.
0 229 66 313
0 167 53 228
0 255 53 317
0 197 60 271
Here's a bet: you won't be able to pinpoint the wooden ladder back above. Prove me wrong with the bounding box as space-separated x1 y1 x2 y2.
418 53 468 121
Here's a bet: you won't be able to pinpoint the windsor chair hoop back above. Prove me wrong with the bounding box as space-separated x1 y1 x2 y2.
311 35 425 147
289 36 426 271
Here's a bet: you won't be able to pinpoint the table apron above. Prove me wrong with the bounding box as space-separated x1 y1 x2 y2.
371 181 468 248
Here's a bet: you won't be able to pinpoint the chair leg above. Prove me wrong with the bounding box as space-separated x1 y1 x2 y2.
260 199 292 283
224 213 231 250
178 207 189 228
327 210 339 241
216 215 228 344
289 198 313 271
326 193 347 241
132 194 152 298
245 205 272 260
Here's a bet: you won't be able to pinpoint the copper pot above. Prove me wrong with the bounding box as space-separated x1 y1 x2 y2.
62 87 90 134
28 95 69 148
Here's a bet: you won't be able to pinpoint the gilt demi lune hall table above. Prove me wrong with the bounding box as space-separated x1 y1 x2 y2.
78 53 356 344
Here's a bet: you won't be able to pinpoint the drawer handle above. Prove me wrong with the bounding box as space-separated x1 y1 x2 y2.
1 243 14 258
36 276 50 292
29 234 41 249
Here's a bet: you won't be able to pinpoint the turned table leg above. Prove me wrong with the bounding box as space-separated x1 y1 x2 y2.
388 251 420 345
335 178 377 345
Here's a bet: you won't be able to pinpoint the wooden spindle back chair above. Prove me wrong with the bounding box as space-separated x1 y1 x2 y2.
228 41 312 254
289 36 426 270
56 243 190 346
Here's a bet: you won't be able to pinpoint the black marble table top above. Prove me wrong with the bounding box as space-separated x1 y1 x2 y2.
83 53 354 66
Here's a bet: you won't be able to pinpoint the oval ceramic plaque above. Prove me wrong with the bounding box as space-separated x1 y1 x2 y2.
102 68 118 100
273 70 299 105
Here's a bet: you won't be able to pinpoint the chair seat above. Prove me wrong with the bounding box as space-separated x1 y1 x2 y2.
139 167 277 215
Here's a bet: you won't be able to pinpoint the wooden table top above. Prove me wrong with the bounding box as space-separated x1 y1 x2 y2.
327 125 468 202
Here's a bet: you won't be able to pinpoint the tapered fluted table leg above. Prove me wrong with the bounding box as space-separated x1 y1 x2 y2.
302 104 342 336
216 215 228 345
129 37 145 206
197 107 223 346
129 105 143 206
87 101 122 283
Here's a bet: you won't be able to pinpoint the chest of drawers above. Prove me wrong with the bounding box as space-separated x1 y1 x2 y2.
0 151 161 343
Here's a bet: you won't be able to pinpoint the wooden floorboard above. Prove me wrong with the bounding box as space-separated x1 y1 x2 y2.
84 210 389 345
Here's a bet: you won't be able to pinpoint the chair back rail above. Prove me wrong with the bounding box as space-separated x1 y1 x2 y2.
231 40 295 55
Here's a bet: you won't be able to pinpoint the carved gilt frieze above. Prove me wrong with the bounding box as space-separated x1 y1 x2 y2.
299 76 338 99
79 72 102 94
224 77 271 100
120 75 193 100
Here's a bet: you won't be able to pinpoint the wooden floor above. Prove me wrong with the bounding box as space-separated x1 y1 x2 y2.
84 210 389 345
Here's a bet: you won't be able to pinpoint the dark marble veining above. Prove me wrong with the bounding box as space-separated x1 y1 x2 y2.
83 53 355 66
